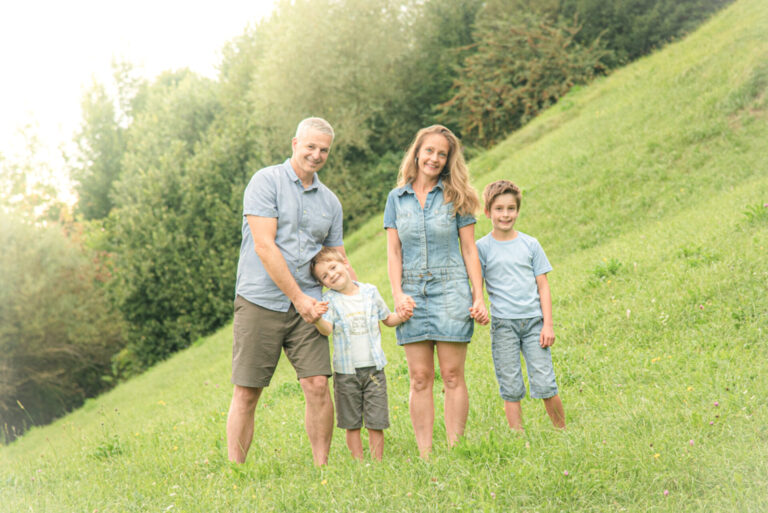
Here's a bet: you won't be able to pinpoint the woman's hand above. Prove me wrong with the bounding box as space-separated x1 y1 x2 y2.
394 293 415 320
469 298 489 325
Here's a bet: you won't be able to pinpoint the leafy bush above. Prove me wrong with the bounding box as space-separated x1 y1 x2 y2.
0 212 124 442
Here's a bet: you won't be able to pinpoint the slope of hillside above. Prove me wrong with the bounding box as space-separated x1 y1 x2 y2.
2 0 767 511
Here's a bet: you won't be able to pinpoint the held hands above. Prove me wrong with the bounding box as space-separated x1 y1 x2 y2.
294 293 328 324
539 324 555 348
469 298 489 325
394 293 416 321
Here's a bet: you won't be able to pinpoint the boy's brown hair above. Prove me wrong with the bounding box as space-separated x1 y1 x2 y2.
310 246 346 279
483 180 522 211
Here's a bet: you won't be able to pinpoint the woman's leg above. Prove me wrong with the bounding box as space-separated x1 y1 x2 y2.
436 342 469 446
404 341 435 459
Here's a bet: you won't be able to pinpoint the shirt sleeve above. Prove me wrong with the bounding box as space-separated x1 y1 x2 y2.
476 238 487 277
383 190 397 229
371 286 392 320
531 238 553 276
322 293 338 325
243 170 278 218
456 211 476 229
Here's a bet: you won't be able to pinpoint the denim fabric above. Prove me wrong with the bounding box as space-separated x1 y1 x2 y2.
322 283 390 374
397 268 473 344
383 180 476 343
490 317 558 401
236 159 344 311
383 180 475 272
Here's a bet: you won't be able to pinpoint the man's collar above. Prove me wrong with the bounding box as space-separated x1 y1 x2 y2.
284 158 320 190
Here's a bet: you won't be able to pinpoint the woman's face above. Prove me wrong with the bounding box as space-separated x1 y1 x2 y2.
416 133 450 182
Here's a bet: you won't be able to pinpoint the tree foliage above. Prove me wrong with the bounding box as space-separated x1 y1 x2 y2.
439 9 608 146
0 211 123 442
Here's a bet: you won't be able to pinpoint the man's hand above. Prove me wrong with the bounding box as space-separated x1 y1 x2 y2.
294 293 324 323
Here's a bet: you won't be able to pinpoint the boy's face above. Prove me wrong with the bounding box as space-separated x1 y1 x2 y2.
313 259 353 292
486 193 519 233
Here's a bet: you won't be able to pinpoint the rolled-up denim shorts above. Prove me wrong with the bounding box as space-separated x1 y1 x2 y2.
490 316 558 402
396 267 473 345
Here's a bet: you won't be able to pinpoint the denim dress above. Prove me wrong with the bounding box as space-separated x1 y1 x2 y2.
383 180 475 344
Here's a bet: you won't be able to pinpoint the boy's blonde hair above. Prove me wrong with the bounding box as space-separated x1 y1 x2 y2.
397 125 480 216
310 246 345 279
483 180 522 211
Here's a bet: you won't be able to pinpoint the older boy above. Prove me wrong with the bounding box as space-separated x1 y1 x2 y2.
310 247 409 460
477 180 565 431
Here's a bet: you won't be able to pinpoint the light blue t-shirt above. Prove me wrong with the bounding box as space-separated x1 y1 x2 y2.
235 159 344 311
476 231 552 319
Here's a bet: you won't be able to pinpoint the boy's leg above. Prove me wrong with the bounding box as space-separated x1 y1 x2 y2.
520 318 563 428
543 395 565 429
368 429 384 461
491 319 526 431
345 429 364 460
504 401 524 431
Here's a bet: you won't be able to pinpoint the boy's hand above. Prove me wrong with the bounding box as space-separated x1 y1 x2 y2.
313 301 329 318
469 299 489 325
394 294 415 319
539 324 555 348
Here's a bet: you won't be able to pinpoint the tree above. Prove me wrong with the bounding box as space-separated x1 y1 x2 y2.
439 9 608 146
0 210 124 442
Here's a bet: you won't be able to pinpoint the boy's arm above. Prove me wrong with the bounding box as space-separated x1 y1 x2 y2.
536 273 555 348
381 310 410 328
313 317 333 336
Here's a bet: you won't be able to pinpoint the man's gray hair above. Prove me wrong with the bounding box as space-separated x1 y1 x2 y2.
295 117 335 141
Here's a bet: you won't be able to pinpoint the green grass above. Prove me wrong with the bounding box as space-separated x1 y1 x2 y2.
3 0 768 510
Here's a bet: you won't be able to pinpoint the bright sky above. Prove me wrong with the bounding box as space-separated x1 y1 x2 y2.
0 0 275 198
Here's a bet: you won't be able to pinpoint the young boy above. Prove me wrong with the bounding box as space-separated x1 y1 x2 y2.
310 247 410 460
477 180 565 431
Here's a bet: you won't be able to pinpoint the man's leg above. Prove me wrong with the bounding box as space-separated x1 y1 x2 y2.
299 375 334 466
226 385 263 463
504 400 524 431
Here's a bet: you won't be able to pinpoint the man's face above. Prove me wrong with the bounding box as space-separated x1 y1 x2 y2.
290 128 333 179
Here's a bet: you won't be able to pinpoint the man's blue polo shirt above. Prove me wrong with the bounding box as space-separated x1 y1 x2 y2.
235 159 344 311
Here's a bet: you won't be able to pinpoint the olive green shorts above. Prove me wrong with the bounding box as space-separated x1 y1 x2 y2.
333 367 389 430
231 295 331 388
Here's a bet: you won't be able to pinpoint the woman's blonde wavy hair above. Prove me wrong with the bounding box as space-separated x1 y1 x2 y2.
396 125 479 216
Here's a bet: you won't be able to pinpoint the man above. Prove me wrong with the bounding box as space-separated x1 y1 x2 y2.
226 117 354 465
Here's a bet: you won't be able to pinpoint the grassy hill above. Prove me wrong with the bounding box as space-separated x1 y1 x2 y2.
2 0 767 510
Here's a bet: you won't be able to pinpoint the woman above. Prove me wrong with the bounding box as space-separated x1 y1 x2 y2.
383 124 489 458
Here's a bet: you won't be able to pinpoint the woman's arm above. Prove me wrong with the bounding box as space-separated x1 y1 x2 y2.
458 224 489 325
386 228 414 318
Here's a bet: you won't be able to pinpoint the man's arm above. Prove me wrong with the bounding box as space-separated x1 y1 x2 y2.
247 215 323 323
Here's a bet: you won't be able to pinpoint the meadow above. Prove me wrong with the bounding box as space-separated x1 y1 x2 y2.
2 0 767 511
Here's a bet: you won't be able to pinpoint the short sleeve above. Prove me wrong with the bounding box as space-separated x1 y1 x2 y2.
457 211 476 229
323 200 344 247
476 238 487 276
531 239 553 277
243 170 278 218
383 190 398 229
371 286 391 320
321 293 338 324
